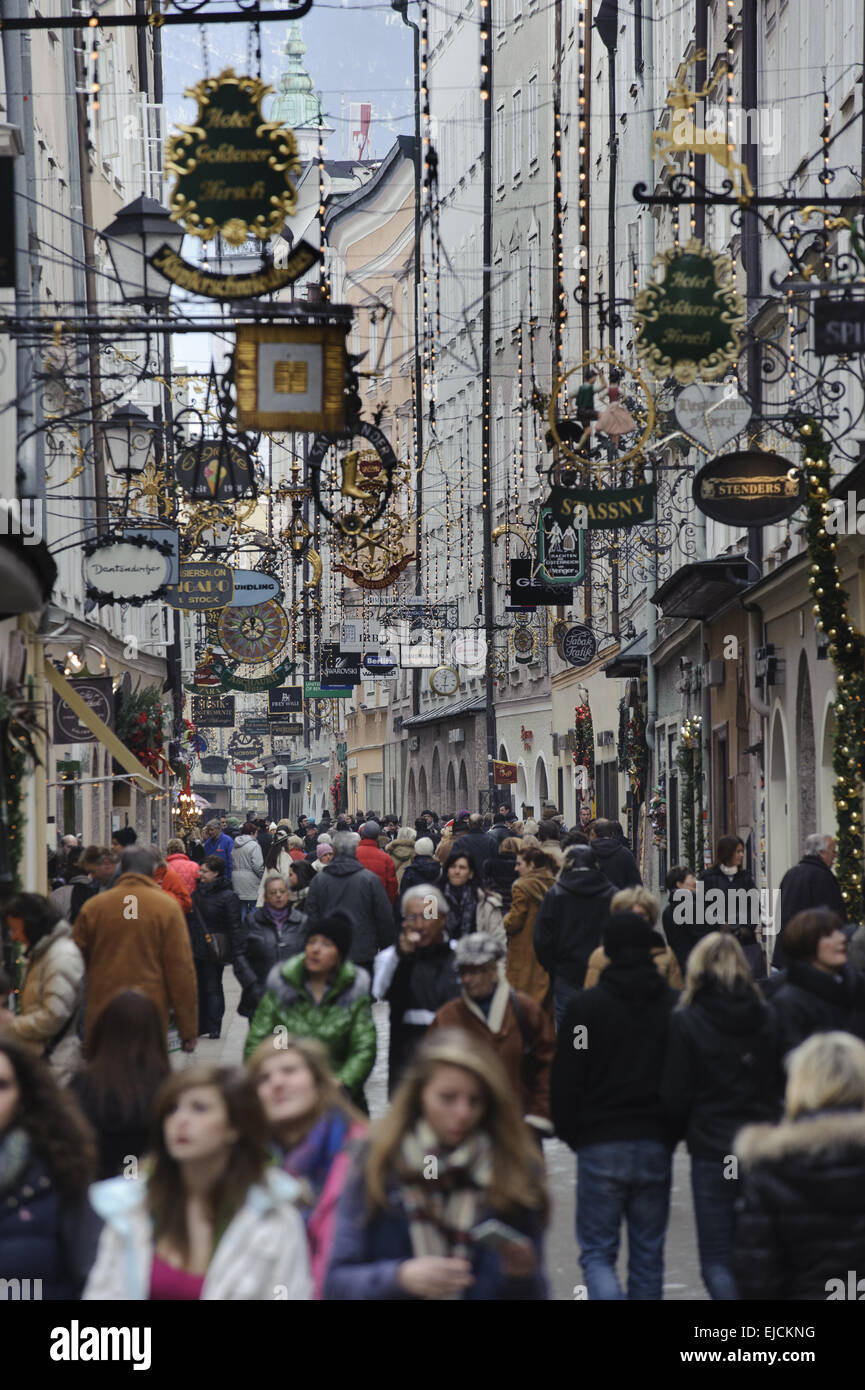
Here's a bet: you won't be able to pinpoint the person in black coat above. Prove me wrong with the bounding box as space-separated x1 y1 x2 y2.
661 864 699 975
533 845 616 1025
0 1039 102 1299
772 833 845 968
698 835 757 929
393 837 442 929
482 836 520 914
446 813 493 878
485 814 512 855
586 819 641 890
373 883 460 1094
660 932 780 1302
767 908 865 1058
551 913 678 1301
233 870 308 1020
733 1029 865 1300
189 856 244 1039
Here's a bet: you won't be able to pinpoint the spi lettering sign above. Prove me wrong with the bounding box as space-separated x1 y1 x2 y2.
813 300 865 355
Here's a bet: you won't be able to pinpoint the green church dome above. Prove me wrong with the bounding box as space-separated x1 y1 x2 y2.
271 24 325 131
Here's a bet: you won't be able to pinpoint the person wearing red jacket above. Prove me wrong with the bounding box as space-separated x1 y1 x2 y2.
356 821 398 905
154 857 193 916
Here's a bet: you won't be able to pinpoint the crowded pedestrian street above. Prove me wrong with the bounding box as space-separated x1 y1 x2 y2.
2 0 865 1368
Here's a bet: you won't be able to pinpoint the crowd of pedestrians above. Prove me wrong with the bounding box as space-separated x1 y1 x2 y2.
3 803 865 1300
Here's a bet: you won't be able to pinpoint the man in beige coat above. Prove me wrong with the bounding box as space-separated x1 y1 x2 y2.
73 847 198 1049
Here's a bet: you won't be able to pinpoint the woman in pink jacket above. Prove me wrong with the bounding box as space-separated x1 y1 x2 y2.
248 1035 366 1298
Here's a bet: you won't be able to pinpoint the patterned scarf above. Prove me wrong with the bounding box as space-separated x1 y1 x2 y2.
444 880 476 940
398 1119 493 1286
278 1109 352 1221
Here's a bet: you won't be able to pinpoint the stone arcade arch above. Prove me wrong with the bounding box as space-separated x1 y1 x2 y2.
458 759 469 811
407 768 416 823
418 766 428 813
795 652 816 846
445 762 456 812
768 705 793 887
431 746 442 807
534 755 549 812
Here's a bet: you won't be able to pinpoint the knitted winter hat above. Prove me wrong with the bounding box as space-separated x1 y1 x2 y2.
454 932 506 968
396 826 417 844
360 821 381 839
414 837 435 857
308 911 353 961
316 841 335 860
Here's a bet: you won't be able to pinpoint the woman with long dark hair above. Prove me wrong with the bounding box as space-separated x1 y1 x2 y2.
768 908 865 1058
698 837 763 974
248 1034 366 1298
324 1029 548 1300
83 1064 311 1300
71 989 170 1180
0 892 84 1084
190 856 243 1040
443 852 505 945
0 1038 101 1298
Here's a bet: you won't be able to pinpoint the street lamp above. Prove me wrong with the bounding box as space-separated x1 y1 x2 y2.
101 195 184 307
97 403 161 476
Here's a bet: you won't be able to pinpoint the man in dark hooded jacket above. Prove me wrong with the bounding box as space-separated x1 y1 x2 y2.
303 831 394 977
486 814 512 855
772 833 844 969
533 844 617 1024
588 819 642 890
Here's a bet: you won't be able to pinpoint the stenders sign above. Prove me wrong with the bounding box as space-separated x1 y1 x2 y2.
693 450 806 527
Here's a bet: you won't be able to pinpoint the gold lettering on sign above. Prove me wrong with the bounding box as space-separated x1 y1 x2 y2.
204 110 256 128
273 360 309 394
200 179 266 201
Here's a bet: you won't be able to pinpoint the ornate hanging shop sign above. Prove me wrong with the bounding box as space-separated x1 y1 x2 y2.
149 242 319 300
175 440 255 501
546 483 655 531
191 693 235 729
634 239 745 384
216 600 290 665
674 380 752 453
234 324 349 432
561 624 598 669
191 654 297 694
52 676 114 745
156 69 316 299
535 507 586 586
83 533 174 606
693 450 806 527
228 570 282 607
167 69 300 243
163 561 234 611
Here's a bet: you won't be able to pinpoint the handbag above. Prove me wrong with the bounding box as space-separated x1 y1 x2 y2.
191 899 231 965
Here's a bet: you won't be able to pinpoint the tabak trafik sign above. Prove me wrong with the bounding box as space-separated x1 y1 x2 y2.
634 239 745 384
154 69 319 299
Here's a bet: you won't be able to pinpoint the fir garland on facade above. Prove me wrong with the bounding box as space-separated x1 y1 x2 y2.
802 417 865 913
676 715 702 873
115 683 167 778
573 703 595 778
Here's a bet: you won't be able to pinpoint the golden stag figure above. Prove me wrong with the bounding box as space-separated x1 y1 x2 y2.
652 53 753 201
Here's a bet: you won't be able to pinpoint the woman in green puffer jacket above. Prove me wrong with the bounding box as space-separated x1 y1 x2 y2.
243 912 376 1108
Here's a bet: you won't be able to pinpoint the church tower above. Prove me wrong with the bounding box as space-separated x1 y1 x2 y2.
270 24 335 164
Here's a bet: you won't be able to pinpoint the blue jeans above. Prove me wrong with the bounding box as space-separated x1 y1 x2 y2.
690 1156 740 1300
576 1140 672 1300
553 977 583 1030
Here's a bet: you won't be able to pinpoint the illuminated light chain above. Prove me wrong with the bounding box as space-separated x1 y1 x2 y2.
726 0 735 151
479 0 490 102
554 97 566 377
577 0 588 300
822 86 831 279
318 118 329 300
518 319 525 488
89 10 101 117
787 288 797 401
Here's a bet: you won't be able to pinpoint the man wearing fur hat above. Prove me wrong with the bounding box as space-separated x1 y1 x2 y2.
428 934 555 1137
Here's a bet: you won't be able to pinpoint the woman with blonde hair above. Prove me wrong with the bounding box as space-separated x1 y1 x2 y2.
660 931 778 1300
733 1032 865 1300
83 1064 311 1300
583 887 683 990
323 1029 548 1300
248 1035 366 1299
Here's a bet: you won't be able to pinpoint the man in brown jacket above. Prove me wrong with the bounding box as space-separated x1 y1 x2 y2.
73 846 198 1049
428 933 556 1138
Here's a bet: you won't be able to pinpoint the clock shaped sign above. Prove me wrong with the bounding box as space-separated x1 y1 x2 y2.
429 665 460 698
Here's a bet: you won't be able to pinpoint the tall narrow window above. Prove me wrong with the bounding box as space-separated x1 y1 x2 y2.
527 73 538 166
495 103 505 189
512 89 522 181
